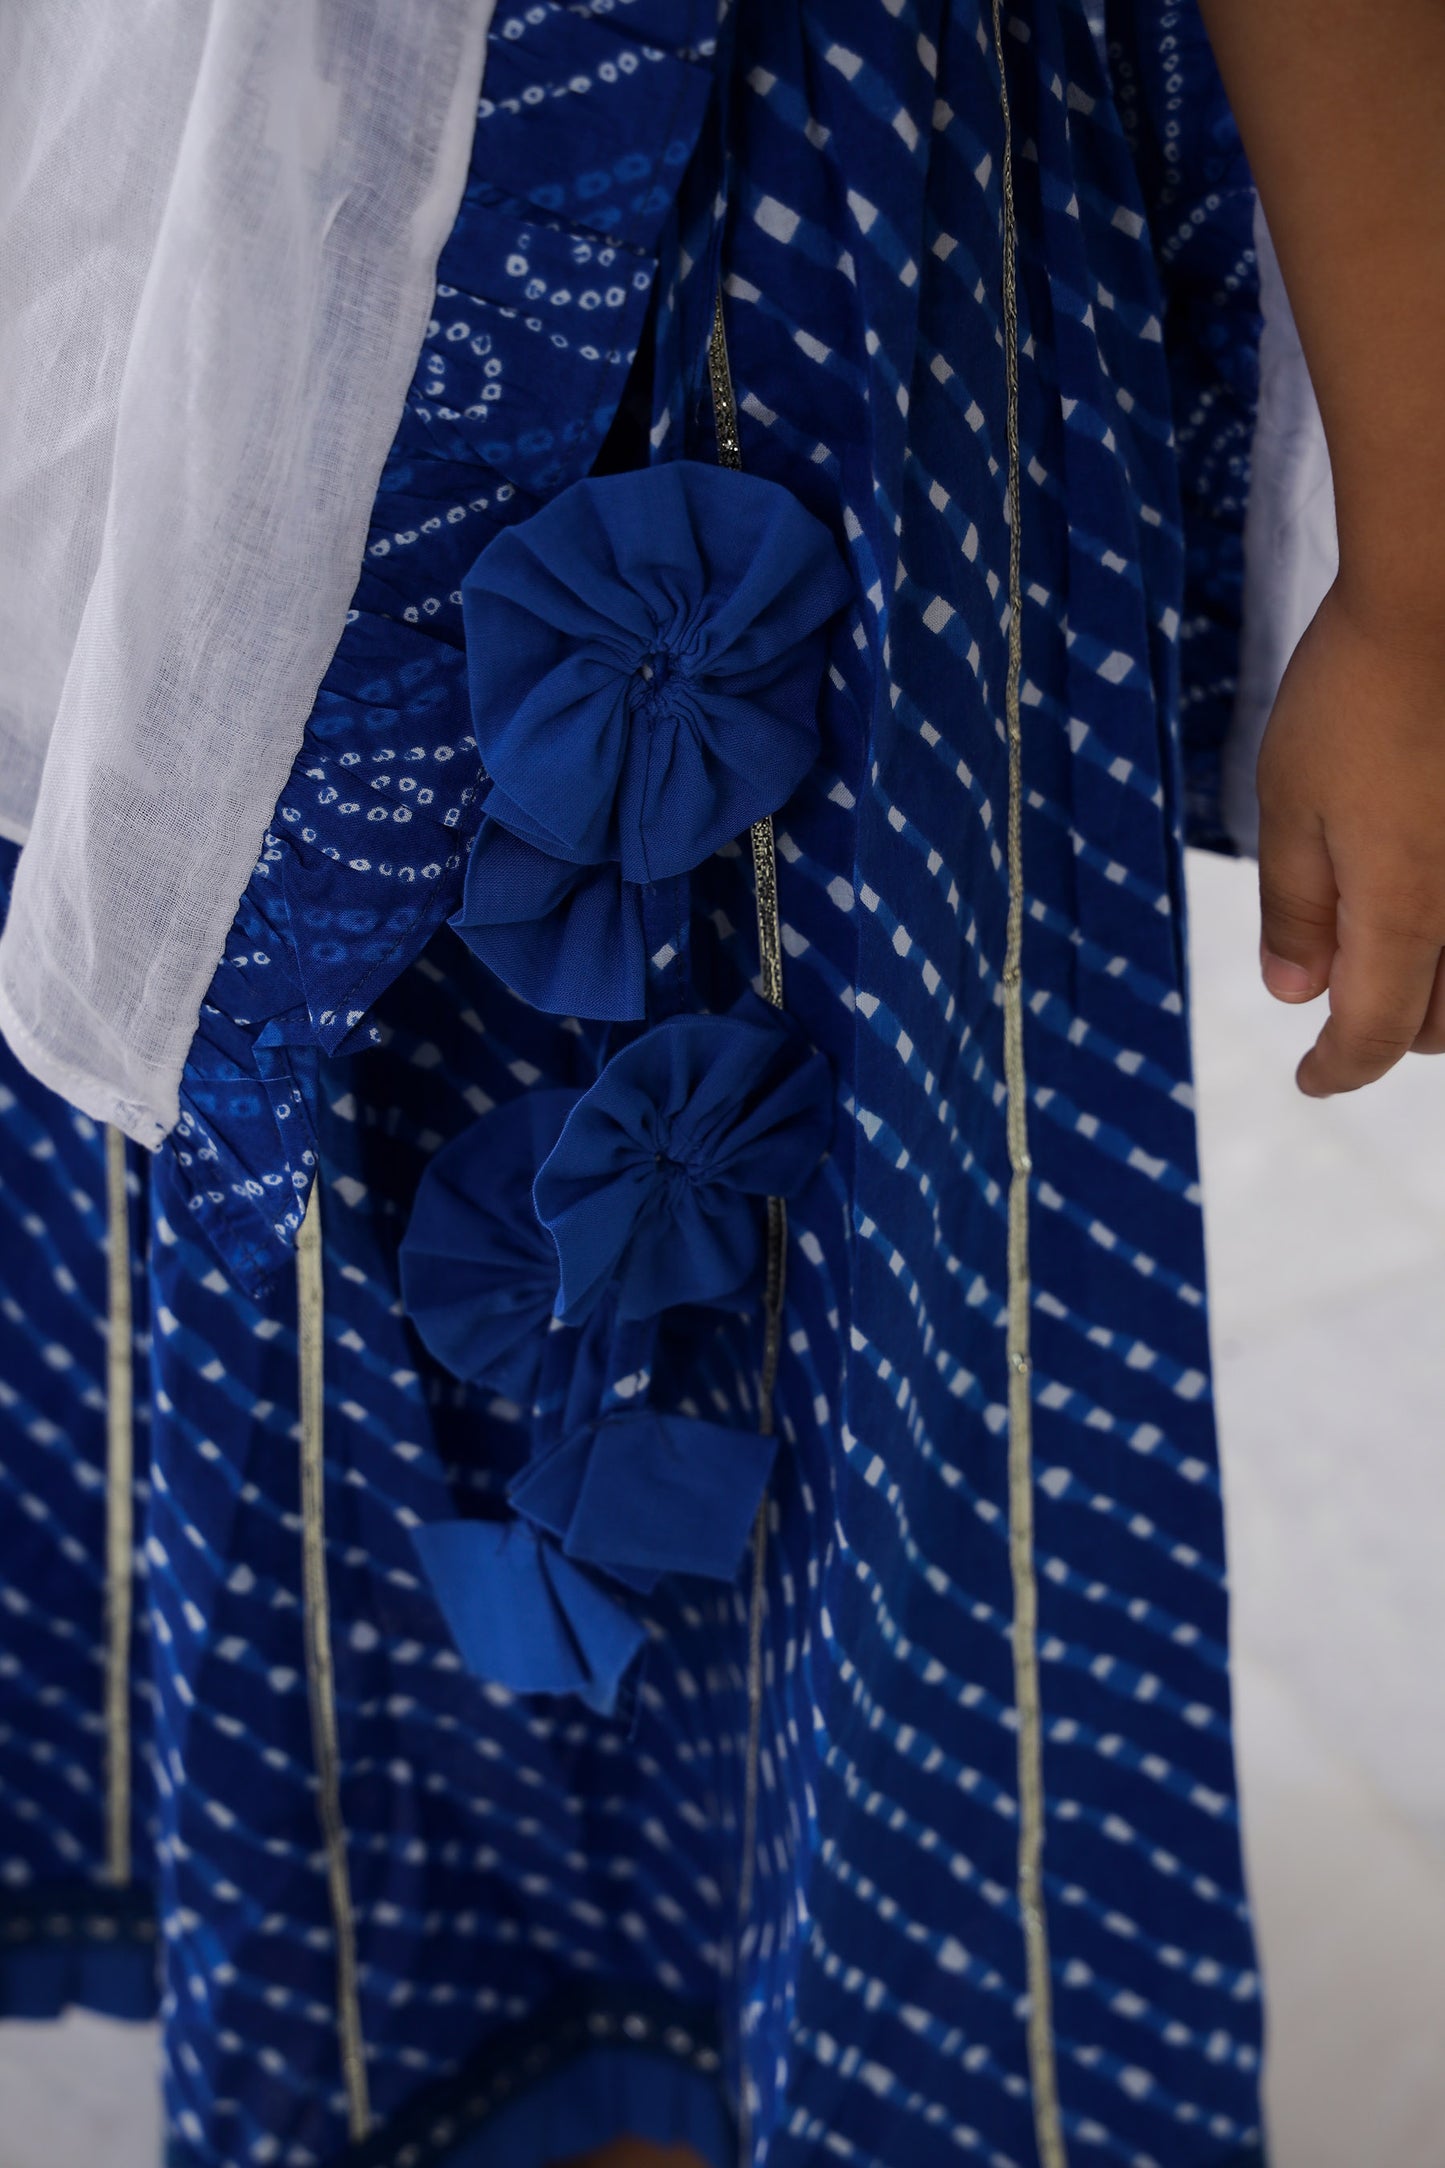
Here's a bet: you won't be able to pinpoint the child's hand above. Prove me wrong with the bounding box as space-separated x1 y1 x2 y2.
1194 0 1445 1095
1257 580 1445 1096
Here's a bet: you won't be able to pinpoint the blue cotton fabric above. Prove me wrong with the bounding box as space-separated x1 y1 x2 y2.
401 1087 578 1397
0 891 158 2024
413 1517 649 1716
453 822 651 1020
462 463 851 883
511 1410 778 1586
452 460 850 1019
0 4 1271 2165
532 1003 833 1322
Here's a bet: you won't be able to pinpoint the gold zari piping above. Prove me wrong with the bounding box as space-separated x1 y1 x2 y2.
709 293 785 2160
104 1126 134 1888
708 293 744 474
297 1182 372 2142
741 813 786 1915
992 4 1069 2163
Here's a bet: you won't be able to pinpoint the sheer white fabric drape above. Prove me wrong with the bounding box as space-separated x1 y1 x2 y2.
0 0 493 1144
1223 202 1339 858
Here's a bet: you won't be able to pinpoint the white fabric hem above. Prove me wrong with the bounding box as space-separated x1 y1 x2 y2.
0 0 496 1136
0 978 167 1148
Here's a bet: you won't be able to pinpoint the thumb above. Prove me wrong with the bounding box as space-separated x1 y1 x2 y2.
1257 807 1338 1003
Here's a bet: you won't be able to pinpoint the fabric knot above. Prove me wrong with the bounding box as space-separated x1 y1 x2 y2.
629 648 681 719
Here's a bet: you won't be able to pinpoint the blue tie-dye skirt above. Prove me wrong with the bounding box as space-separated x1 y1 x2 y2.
0 5 1268 2164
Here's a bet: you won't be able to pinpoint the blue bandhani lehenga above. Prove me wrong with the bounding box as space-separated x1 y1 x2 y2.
0 5 1267 2165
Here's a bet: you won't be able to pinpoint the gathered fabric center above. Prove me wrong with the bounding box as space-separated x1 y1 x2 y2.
628 645 691 725
651 1139 704 1200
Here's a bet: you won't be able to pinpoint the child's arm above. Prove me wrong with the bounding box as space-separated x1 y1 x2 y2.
1199 0 1445 1095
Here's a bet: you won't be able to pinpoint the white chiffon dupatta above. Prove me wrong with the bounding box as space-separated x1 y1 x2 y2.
0 0 494 1143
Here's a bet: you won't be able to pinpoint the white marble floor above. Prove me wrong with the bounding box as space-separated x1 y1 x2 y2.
3 846 1444 2166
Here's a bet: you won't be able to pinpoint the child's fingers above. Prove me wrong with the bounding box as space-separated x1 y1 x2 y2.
1257 810 1337 1001
1296 907 1442 1095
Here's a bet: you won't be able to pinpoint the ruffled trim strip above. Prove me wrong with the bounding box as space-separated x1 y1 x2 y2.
162 4 717 1294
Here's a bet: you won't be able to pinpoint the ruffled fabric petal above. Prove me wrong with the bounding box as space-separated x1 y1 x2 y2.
510 1412 777 1586
451 816 647 1021
227 616 482 1060
412 1517 645 1717
508 1434 659 1597
400 1090 577 1399
462 462 851 883
533 1000 833 1322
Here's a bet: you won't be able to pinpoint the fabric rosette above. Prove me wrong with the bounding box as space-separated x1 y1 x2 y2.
399 1088 576 1401
533 997 834 1323
452 460 851 1017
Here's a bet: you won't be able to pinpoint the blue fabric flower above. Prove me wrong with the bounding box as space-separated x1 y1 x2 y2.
510 1411 777 1587
451 815 647 1021
461 461 852 884
532 1001 833 1322
399 1090 576 1398
412 1517 645 1717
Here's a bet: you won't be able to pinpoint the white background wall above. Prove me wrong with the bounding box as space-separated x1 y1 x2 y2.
1 846 1443 2165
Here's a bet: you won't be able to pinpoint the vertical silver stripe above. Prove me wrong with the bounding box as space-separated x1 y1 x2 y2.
297 1182 372 2143
991 6 1069 2164
710 292 786 2164
104 1125 134 1888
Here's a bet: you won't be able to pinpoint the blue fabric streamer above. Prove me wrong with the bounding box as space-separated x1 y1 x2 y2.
412 1518 646 1717
508 1433 660 1597
509 1411 777 1586
452 815 648 1021
461 462 851 883
532 1000 833 1322
400 1089 576 1399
